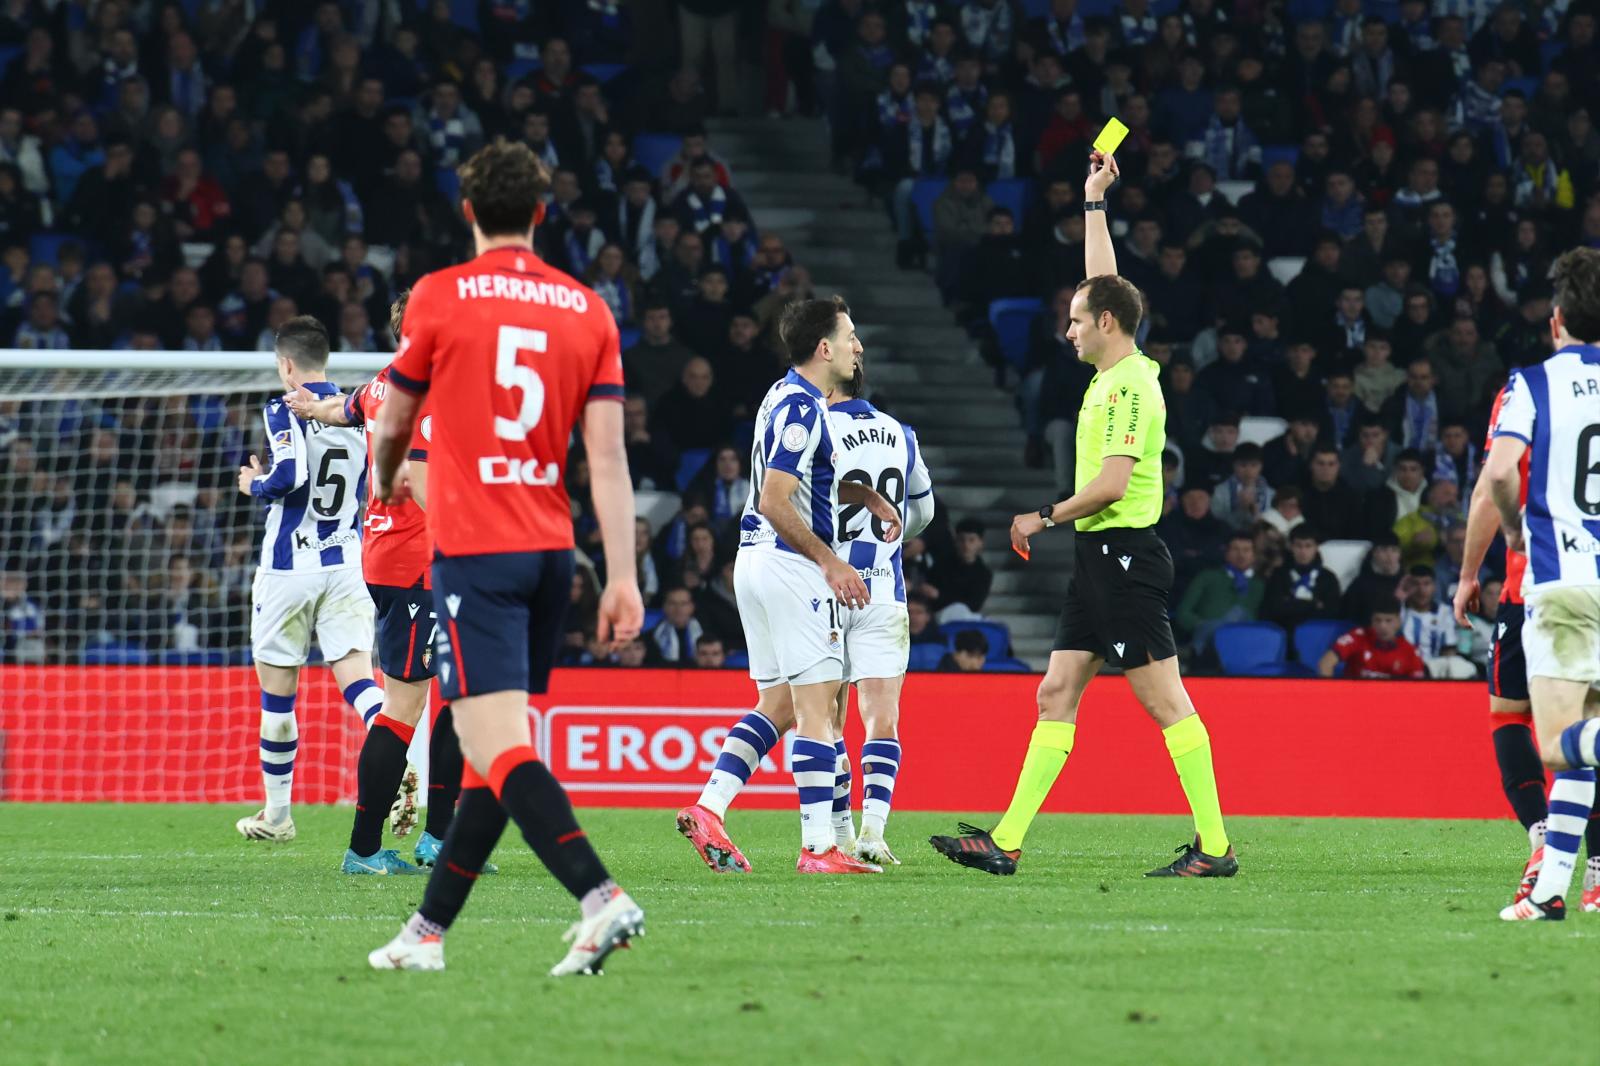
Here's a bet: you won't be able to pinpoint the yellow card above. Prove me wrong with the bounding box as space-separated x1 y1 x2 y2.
1093 117 1129 156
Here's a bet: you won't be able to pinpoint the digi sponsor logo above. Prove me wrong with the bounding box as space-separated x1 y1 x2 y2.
541 708 795 793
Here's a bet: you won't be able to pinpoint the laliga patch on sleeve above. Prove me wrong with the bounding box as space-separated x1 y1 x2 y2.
272 429 293 449
781 422 809 452
1093 117 1129 156
421 415 433 441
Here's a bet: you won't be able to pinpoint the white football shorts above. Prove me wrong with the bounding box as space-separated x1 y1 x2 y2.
842 602 910 682
251 567 375 668
733 549 844 689
1522 585 1600 685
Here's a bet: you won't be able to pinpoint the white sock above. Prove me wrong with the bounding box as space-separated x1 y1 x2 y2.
1528 818 1547 852
1531 771 1595 904
860 738 902 839
792 736 836 853
343 678 384 728
259 691 298 819
580 880 621 919
1586 855 1600 891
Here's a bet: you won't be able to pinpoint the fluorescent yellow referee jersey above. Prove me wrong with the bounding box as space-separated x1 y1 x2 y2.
1073 350 1166 532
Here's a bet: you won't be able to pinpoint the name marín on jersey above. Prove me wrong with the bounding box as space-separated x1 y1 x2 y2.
838 427 898 450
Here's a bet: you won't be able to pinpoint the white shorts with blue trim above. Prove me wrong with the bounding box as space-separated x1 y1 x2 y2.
250 567 374 668
1522 585 1600 685
842 602 910 682
733 548 844 689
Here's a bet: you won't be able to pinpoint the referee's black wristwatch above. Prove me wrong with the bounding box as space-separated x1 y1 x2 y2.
1038 504 1057 528
1084 200 1107 212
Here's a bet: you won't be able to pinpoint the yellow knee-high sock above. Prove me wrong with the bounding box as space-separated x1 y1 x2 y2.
1163 714 1229 855
990 721 1076 851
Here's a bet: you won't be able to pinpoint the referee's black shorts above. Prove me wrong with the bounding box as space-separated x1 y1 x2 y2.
1054 526 1178 669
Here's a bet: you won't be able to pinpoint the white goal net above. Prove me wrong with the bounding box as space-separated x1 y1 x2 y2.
0 351 390 803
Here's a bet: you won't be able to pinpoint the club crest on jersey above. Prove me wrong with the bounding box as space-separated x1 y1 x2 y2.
829 630 841 651
781 423 809 452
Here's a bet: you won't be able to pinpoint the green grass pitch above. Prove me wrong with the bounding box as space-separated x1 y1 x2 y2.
3 804 1594 1066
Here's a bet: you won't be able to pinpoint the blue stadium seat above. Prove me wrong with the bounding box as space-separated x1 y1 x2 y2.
908 643 946 672
0 45 21 80
581 63 626 83
1079 0 1115 15
435 168 460 202
84 640 149 665
1261 144 1300 171
675 448 712 491
158 650 225 666
910 177 947 236
505 58 542 84
1021 0 1053 15
984 178 1034 227
618 326 640 350
1541 39 1567 72
448 0 479 32
1293 619 1351 665
985 657 1033 673
1502 76 1539 99
723 649 749 669
228 647 255 666
1286 0 1332 20
988 298 1042 371
1213 622 1288 676
29 233 77 268
642 608 664 631
631 133 684 179
943 619 1012 658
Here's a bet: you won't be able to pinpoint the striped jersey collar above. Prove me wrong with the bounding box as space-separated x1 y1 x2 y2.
1553 343 1600 364
831 398 874 415
783 368 825 400
303 380 339 396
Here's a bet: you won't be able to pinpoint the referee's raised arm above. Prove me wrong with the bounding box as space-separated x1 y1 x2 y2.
1084 151 1121 279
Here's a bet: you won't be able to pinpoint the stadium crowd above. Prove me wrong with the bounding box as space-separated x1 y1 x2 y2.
1 0 1584 678
0 0 1005 671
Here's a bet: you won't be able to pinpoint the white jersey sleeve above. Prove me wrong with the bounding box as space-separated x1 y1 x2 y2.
905 425 934 538
1494 351 1600 590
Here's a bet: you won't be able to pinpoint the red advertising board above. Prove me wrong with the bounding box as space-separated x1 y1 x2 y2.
1 666 1506 818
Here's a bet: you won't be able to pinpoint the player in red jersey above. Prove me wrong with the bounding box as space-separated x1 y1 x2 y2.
1455 379 1600 911
285 294 484 876
365 142 645 976
1318 601 1428 679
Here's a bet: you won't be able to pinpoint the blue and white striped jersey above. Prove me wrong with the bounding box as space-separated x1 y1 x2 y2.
252 381 367 573
739 370 838 556
828 399 933 605
1491 345 1600 591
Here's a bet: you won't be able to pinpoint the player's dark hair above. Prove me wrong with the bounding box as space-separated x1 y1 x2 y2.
388 289 409 342
1288 523 1319 543
275 314 330 370
1550 246 1600 342
779 295 850 367
458 140 551 238
954 630 989 656
1074 273 1144 336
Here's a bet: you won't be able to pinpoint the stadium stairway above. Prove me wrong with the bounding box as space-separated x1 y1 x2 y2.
708 118 1072 668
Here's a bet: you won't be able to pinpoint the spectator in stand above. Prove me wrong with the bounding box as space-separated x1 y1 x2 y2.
694 635 727 669
1159 484 1229 600
1300 444 1367 541
587 243 639 328
649 586 705 666
634 517 662 605
938 628 988 672
1395 477 1465 570
651 357 732 455
1352 331 1404 414
1262 483 1305 538
623 393 675 492
1196 324 1275 416
1339 417 1397 495
1380 358 1443 454
1176 531 1263 659
931 167 991 299
13 291 70 349
1183 411 1239 491
1366 447 1427 534
1184 85 1260 182
1 567 44 663
959 91 1017 182
622 301 695 407
1431 420 1481 496
884 80 954 268
1210 442 1273 532
688 445 750 536
1263 523 1342 632
1320 370 1361 450
955 206 1030 321
1397 564 1474 679
908 593 942 646
930 517 991 616
1425 316 1502 423
673 158 749 236
1319 600 1427 679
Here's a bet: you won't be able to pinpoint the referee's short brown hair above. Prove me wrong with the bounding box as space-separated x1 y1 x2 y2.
1551 246 1600 342
1075 274 1145 337
779 295 850 367
275 315 330 371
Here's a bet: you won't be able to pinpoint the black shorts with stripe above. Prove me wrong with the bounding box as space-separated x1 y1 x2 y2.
1053 526 1178 669
430 550 574 701
1487 600 1529 702
371 581 436 682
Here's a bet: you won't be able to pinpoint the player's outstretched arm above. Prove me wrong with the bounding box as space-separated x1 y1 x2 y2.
581 399 644 646
1483 436 1528 552
282 386 352 427
1453 473 1499 625
838 480 901 542
1084 151 1120 280
371 384 420 503
759 469 870 608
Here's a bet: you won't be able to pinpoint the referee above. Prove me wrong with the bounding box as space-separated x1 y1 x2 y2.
930 152 1237 878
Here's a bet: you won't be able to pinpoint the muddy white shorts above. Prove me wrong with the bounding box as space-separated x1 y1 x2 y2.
251 567 374 667
734 549 845 689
